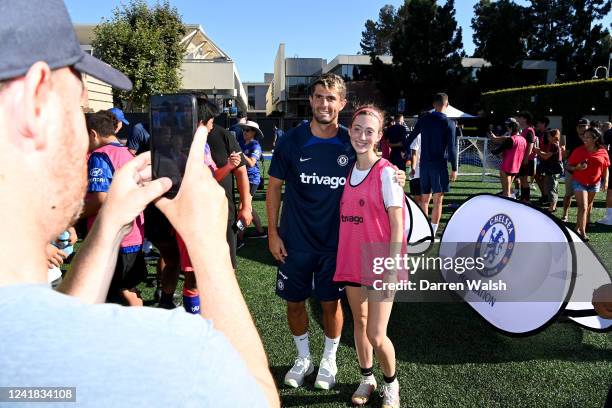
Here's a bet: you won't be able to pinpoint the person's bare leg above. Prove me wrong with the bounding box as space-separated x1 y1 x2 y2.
252 208 264 233
585 192 596 235
500 171 512 197
562 174 573 220
575 191 587 236
520 175 530 202
159 241 180 295
287 301 309 336
321 300 343 338
431 193 444 225
420 193 432 217
366 290 396 378
346 286 373 370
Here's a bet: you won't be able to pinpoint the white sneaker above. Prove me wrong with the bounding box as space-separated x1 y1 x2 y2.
284 356 314 388
380 379 400 408
352 375 377 405
314 357 337 390
596 215 612 225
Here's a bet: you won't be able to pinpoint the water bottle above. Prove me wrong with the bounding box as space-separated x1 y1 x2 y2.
53 230 73 257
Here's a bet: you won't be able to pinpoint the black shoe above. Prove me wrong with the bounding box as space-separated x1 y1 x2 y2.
158 299 178 309
158 292 178 309
237 240 245 250
250 230 268 239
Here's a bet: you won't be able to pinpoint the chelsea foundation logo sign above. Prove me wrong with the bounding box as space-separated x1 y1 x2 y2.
475 213 515 277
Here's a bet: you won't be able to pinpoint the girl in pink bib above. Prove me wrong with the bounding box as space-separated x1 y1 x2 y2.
333 105 405 407
489 118 527 198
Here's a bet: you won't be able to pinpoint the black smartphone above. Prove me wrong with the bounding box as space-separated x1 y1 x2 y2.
150 94 198 198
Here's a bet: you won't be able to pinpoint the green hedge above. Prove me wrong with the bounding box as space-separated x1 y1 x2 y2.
480 79 612 130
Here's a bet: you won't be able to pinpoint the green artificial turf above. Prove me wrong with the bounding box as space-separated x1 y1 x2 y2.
134 168 611 408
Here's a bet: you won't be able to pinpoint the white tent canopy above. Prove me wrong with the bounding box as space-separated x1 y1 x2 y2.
429 105 477 119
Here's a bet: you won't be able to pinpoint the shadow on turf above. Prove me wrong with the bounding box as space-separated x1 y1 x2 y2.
305 297 611 366
271 365 358 407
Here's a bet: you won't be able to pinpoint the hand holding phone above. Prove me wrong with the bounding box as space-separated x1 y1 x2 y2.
228 151 241 168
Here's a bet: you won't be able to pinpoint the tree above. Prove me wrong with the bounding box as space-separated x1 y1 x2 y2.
471 0 531 90
383 0 466 112
527 0 612 81
92 0 185 110
359 5 397 55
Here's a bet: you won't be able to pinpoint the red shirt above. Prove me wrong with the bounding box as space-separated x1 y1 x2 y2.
522 127 537 160
568 146 610 186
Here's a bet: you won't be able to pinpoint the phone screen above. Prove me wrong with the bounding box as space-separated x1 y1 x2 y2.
150 94 197 198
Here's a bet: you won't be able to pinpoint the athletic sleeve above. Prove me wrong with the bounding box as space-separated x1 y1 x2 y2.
447 119 458 171
250 142 262 160
269 135 290 180
409 135 420 151
381 167 405 209
87 153 113 193
406 120 421 148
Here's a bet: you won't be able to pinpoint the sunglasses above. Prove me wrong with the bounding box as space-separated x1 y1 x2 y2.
245 128 256 132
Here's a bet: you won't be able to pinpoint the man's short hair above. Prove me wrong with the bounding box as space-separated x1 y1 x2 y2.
197 98 219 125
517 111 533 125
537 117 550 127
394 113 403 121
310 73 346 99
433 93 448 106
86 111 117 137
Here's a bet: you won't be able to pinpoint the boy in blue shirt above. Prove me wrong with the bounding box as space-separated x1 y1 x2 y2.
239 120 267 240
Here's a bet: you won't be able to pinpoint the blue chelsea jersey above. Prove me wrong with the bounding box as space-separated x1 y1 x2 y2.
269 122 355 253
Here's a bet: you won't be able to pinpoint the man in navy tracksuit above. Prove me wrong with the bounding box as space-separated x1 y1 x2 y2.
405 93 457 236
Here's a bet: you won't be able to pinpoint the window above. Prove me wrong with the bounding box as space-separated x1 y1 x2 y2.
286 76 312 99
330 65 373 82
248 86 256 110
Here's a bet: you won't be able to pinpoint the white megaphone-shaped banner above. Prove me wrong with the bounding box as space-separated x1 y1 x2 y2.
439 194 611 335
405 194 434 254
564 229 612 332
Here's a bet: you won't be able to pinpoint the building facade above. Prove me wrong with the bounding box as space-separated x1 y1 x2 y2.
74 23 248 113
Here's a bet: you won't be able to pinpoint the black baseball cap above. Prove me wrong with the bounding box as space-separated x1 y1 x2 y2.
0 0 132 91
577 118 590 126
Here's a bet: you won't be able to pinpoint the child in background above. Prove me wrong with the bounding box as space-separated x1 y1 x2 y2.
409 134 422 202
535 129 563 212
489 118 527 198
175 121 241 313
567 127 610 240
238 120 267 242
82 111 147 306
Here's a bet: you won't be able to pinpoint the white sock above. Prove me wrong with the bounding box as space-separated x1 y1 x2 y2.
293 333 310 359
431 223 438 235
323 335 340 360
607 208 612 218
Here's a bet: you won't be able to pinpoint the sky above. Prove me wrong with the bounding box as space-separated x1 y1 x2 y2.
65 0 611 83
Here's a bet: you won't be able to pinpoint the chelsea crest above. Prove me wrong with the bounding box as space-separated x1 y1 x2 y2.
475 214 515 277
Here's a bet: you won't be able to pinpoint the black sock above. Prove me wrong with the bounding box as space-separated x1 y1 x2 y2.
383 373 396 384
160 292 173 304
360 366 373 377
